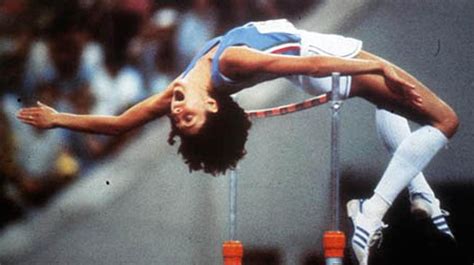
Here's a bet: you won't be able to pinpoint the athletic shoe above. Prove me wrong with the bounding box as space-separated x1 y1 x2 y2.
347 199 387 265
410 192 434 219
410 193 455 239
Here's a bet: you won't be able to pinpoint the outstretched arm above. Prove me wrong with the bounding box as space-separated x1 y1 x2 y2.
17 87 174 135
219 46 419 100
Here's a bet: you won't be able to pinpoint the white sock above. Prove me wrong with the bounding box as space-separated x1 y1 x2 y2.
375 109 435 198
373 125 448 208
363 193 390 221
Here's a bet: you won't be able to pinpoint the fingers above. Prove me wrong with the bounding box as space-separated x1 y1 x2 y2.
409 90 423 106
19 118 37 126
394 75 415 90
37 101 48 107
36 101 57 114
16 102 55 129
17 101 50 115
17 113 45 128
16 108 42 122
17 116 36 127
397 82 422 107
398 75 414 88
17 112 36 122
18 108 42 114
390 75 421 99
17 107 42 115
397 83 422 106
400 78 416 90
388 78 423 107
16 109 41 121
384 65 423 107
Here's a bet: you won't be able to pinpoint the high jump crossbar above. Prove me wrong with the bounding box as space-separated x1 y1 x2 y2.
245 93 330 119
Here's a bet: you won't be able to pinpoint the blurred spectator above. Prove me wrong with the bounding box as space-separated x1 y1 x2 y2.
0 0 28 34
0 53 28 96
129 7 179 93
21 6 101 107
0 95 24 228
66 9 147 168
0 0 29 221
88 54 145 116
81 0 150 43
215 0 280 32
63 85 101 167
0 0 32 96
256 0 280 18
92 9 146 115
149 37 177 93
175 0 217 69
2 84 79 206
118 0 152 17
66 85 142 169
276 0 318 18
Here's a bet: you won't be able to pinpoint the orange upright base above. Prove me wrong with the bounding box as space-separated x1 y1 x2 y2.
222 240 244 265
323 231 346 258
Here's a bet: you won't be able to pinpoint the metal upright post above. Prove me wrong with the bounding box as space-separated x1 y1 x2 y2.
223 169 243 265
330 72 342 231
229 169 238 241
323 73 346 265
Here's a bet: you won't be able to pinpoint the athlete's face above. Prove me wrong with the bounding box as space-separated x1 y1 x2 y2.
170 81 218 135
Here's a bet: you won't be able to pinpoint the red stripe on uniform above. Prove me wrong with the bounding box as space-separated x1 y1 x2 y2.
270 45 300 54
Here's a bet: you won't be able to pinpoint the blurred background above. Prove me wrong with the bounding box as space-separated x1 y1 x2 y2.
0 0 473 264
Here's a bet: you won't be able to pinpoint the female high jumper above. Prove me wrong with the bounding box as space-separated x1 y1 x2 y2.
17 19 458 265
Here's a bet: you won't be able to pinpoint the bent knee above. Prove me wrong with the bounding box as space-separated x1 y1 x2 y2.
434 107 459 138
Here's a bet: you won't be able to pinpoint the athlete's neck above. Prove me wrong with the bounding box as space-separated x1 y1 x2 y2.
181 51 215 93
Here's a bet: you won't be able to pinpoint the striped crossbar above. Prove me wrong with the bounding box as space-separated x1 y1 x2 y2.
246 93 330 119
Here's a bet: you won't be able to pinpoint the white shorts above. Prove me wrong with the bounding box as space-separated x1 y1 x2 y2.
291 30 363 99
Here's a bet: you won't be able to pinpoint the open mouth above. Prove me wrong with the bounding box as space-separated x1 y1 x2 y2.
173 90 185 101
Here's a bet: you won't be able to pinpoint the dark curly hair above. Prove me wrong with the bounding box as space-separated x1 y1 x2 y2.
168 90 252 176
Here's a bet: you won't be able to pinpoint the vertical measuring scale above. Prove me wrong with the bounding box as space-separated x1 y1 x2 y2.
223 169 243 265
323 73 346 265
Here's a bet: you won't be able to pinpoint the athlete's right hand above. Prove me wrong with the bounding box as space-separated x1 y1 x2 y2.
382 64 423 106
17 101 58 129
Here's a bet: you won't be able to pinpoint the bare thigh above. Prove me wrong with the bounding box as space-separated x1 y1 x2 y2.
349 50 458 138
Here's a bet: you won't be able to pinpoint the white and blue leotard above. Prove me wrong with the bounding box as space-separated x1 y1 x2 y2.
182 19 362 98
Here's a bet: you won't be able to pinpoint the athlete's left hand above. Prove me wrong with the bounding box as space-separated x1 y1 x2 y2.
382 64 423 106
17 101 58 129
